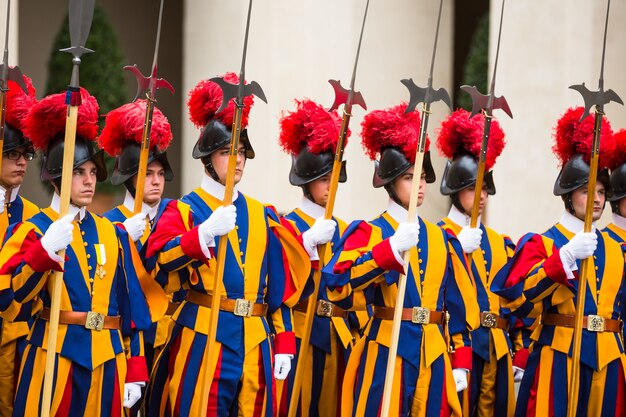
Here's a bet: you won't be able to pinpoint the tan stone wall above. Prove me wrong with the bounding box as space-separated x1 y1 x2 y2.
489 0 626 240
182 0 454 222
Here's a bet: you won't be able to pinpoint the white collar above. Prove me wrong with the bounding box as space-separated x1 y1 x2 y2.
386 199 418 224
559 210 595 234
50 193 86 221
0 184 20 203
123 190 159 220
446 204 481 227
298 196 325 219
200 174 239 201
611 213 626 230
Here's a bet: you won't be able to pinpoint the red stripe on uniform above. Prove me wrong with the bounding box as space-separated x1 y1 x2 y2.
253 347 266 416
505 235 548 288
616 361 625 417
206 346 223 417
112 365 121 417
439 369 450 417
57 366 73 417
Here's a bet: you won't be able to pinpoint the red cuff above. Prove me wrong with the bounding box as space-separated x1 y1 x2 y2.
544 249 574 286
274 331 296 355
512 348 529 370
451 346 473 371
24 240 63 273
372 239 404 273
126 356 149 383
180 227 209 262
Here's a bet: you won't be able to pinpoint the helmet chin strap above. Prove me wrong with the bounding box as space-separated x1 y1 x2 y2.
201 156 221 183
384 183 406 209
450 192 467 215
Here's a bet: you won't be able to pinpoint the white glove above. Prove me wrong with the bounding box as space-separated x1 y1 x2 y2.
302 217 336 260
123 213 147 242
560 232 597 271
40 215 74 257
123 382 143 408
389 222 420 254
452 368 469 392
199 205 237 244
274 353 293 380
457 226 483 254
512 366 524 383
0 187 5 214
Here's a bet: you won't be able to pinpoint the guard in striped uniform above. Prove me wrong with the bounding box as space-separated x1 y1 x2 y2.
0 74 39 417
0 89 167 417
276 99 356 417
323 103 480 417
492 107 626 417
145 74 311 417
99 100 183 373
435 109 522 417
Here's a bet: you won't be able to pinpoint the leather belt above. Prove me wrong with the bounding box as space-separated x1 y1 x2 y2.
40 308 121 331
293 299 348 318
480 311 509 330
185 290 268 317
166 302 181 316
542 313 622 333
373 306 444 325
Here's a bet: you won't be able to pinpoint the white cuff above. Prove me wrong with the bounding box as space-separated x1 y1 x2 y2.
197 231 214 259
559 251 577 279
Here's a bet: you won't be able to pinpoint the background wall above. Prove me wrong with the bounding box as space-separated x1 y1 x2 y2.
4 0 626 241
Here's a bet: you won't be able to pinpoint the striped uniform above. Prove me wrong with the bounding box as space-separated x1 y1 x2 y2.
492 220 626 417
438 216 520 417
603 218 626 362
323 208 480 417
144 187 310 417
0 194 39 417
104 197 186 372
277 207 364 417
0 206 167 417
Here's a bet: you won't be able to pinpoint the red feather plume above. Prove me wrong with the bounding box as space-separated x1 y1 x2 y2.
278 98 345 156
23 88 99 151
609 129 626 170
360 103 427 164
187 72 254 129
436 109 506 171
552 107 614 169
5 74 37 132
97 100 173 157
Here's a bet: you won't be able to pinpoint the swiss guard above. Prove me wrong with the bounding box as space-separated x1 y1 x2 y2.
492 107 626 417
323 103 479 417
436 109 522 417
99 100 182 372
0 73 39 417
0 88 166 416
145 73 310 417
276 98 355 417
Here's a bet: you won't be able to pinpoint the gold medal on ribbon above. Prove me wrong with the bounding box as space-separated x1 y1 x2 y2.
95 243 106 279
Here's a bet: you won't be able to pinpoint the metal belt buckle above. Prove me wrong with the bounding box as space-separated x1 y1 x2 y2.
587 315 605 332
85 311 104 331
481 312 498 328
316 300 334 318
411 307 430 324
234 299 253 317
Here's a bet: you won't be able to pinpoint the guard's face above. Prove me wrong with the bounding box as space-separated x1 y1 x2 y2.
70 160 97 207
571 182 606 221
210 143 246 185
1 146 33 188
134 160 165 207
457 184 488 216
393 167 426 209
307 173 331 207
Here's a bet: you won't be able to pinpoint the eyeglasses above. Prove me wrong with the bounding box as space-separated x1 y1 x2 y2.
5 149 35 161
